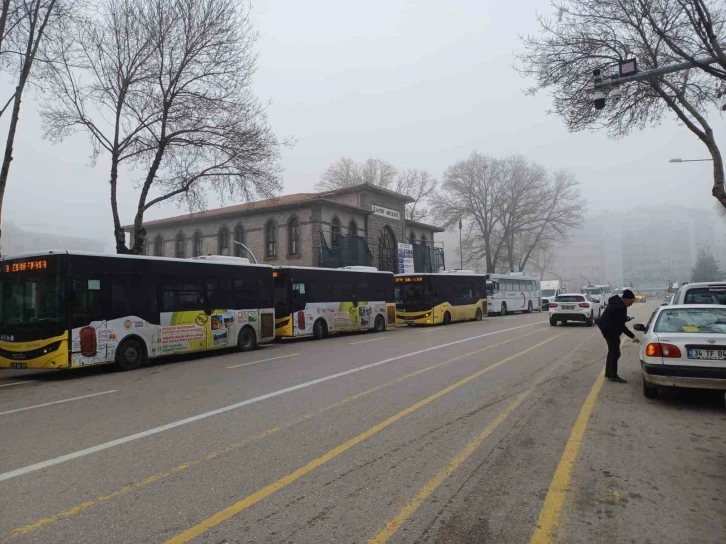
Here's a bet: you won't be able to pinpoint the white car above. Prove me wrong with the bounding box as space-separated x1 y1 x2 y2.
633 304 726 399
549 293 602 327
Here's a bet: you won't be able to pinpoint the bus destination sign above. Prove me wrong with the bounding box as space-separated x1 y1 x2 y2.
395 276 424 283
3 259 48 273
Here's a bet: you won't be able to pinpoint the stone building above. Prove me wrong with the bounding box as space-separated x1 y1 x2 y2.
131 184 445 273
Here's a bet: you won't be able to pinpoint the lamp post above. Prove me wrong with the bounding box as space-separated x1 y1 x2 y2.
547 271 564 283
232 240 259 264
578 274 592 285
669 158 713 163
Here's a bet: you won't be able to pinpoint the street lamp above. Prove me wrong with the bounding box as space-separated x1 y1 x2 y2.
232 240 259 264
547 271 564 283
669 157 713 163
578 274 592 285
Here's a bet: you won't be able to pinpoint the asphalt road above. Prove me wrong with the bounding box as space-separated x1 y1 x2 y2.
0 303 724 544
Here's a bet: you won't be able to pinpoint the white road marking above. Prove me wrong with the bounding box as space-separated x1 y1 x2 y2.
0 381 36 388
348 336 390 345
227 353 300 369
0 390 118 417
0 320 546 483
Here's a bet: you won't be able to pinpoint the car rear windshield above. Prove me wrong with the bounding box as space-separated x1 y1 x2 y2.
654 308 726 334
555 295 584 302
683 287 726 305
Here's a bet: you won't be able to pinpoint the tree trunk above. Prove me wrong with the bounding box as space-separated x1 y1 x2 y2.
0 83 26 256
109 153 129 254
704 131 726 211
131 142 168 254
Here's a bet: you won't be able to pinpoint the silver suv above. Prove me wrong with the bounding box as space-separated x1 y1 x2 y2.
671 282 726 305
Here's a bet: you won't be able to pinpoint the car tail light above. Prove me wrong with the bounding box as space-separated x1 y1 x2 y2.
645 342 682 358
549 302 558 308
578 303 589 308
79 326 97 357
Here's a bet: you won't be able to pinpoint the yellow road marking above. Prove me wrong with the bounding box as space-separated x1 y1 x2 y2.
164 334 566 544
529 336 627 543
10 328 549 539
367 332 597 544
368 389 531 544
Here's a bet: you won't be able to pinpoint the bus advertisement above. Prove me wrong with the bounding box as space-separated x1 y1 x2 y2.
487 273 540 315
0 251 275 371
394 271 488 326
273 266 395 339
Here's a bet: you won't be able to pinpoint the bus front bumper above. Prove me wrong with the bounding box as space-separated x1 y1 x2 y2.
0 339 70 370
396 310 435 326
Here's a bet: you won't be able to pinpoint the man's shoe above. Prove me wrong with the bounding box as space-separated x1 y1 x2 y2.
610 376 627 383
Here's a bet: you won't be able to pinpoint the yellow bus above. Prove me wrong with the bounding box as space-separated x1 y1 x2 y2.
0 251 275 372
394 271 488 326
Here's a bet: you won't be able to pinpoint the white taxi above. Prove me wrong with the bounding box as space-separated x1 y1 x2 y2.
549 293 602 327
634 304 726 398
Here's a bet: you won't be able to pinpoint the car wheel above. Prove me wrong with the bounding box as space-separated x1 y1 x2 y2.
526 301 533 313
501 303 508 316
237 326 257 352
642 377 658 399
116 338 145 371
586 312 594 327
313 319 328 340
475 308 483 321
549 317 557 326
443 311 452 325
374 314 386 332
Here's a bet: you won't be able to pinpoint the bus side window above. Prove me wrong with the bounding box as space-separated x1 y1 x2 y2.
110 276 158 323
70 277 105 328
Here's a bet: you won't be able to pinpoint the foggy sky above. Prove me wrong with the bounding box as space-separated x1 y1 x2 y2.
0 0 720 251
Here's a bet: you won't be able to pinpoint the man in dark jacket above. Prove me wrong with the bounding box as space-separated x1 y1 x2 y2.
597 289 639 383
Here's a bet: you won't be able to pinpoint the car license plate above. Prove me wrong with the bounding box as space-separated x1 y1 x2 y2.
688 348 726 360
405 320 414 325
562 305 575 310
11 362 27 369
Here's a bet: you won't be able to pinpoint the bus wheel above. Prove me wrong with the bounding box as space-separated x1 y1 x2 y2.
526 301 533 313
501 303 508 316
237 326 257 352
313 319 328 340
475 308 483 321
374 315 387 332
443 312 451 325
116 338 145 371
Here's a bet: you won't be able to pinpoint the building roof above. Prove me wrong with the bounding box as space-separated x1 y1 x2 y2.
319 183 415 204
405 218 446 233
129 184 440 230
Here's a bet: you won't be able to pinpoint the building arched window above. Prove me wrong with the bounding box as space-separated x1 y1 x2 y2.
420 233 428 246
153 235 163 257
348 220 358 237
175 232 186 258
192 230 203 257
378 226 397 273
409 231 416 245
265 220 277 258
288 216 300 256
233 224 244 257
218 226 229 255
331 216 341 248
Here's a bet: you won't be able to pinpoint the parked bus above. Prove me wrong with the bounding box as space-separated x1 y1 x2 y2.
273 266 395 339
487 273 540 315
395 270 488 325
0 251 275 371
581 284 611 305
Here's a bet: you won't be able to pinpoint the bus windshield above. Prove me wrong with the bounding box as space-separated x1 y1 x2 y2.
583 287 601 295
541 289 556 298
0 272 65 340
395 282 432 311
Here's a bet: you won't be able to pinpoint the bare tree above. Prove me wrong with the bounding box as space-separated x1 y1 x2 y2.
0 0 67 254
317 156 437 221
517 0 726 210
529 241 556 280
433 152 584 273
432 152 505 273
42 0 285 254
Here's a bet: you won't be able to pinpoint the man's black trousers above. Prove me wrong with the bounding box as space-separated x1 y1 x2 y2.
604 335 621 378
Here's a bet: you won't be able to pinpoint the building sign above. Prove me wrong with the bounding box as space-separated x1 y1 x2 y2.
398 243 414 274
371 204 401 221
